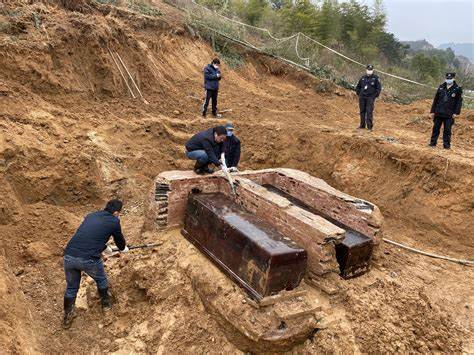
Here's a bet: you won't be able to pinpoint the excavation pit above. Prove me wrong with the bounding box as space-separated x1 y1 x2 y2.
146 168 384 296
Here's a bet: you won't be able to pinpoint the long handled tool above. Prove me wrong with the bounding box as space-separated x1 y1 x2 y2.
108 47 136 99
221 153 236 195
111 243 161 252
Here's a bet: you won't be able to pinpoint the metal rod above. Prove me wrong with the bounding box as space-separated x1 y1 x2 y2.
111 243 161 252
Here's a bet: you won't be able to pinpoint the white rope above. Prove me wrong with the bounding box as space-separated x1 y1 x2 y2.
294 33 310 66
192 1 295 42
383 238 473 266
182 0 474 98
195 20 314 74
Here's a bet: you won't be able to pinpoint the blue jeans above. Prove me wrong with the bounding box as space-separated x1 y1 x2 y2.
64 255 108 299
186 150 209 166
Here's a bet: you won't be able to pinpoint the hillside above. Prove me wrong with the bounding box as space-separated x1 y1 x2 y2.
439 42 474 63
0 0 473 353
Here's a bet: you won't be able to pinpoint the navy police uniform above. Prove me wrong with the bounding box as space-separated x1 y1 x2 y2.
356 65 382 130
429 73 463 149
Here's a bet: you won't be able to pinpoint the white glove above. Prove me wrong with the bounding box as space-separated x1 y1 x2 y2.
104 245 114 255
120 246 129 253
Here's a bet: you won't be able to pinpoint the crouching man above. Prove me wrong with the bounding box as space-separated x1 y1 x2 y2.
224 122 241 171
185 125 227 174
62 199 129 329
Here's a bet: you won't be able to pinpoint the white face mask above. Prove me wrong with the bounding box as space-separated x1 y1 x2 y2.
213 64 219 69
366 70 374 75
446 79 454 85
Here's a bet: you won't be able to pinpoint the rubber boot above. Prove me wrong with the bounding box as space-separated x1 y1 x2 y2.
63 297 76 329
98 288 111 310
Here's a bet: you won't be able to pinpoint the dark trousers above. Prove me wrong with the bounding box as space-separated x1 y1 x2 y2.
359 97 376 129
202 89 218 116
430 116 453 148
64 255 108 299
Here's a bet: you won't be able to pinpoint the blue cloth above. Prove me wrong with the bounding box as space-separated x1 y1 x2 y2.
64 255 108 298
204 64 221 90
186 150 209 165
64 210 126 260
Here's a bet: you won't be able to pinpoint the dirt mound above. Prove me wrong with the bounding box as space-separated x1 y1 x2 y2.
0 0 472 353
345 278 463 352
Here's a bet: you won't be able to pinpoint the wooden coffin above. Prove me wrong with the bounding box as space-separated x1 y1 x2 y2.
182 193 307 300
262 184 374 278
335 231 373 278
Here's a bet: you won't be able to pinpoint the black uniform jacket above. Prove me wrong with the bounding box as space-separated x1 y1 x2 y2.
356 74 382 98
430 82 463 118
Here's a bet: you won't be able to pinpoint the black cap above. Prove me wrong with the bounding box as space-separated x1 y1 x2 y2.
366 64 374 70
445 72 455 79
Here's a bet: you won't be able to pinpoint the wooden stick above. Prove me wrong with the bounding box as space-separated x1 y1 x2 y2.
108 47 136 99
115 51 149 104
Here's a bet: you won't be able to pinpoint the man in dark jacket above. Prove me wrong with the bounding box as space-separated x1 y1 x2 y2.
356 64 382 131
201 58 222 118
429 72 463 149
63 199 128 329
185 126 227 174
223 122 241 170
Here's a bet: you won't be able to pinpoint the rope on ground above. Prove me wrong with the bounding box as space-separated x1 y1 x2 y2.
383 238 474 266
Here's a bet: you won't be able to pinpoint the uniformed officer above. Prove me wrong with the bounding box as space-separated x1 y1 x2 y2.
429 72 463 149
356 64 382 131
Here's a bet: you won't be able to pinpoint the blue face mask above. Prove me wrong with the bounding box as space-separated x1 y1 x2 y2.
446 79 454 85
227 131 233 137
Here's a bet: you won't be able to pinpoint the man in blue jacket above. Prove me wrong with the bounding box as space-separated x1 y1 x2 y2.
356 64 382 131
429 72 463 149
224 122 241 170
202 58 222 118
62 199 128 329
185 126 227 174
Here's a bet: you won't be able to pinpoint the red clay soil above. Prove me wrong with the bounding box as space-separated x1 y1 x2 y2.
0 0 472 353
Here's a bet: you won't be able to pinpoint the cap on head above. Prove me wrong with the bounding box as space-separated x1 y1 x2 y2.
225 122 234 130
445 72 455 79
212 58 221 65
366 64 374 70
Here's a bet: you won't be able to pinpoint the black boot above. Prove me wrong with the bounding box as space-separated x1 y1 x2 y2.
194 162 206 175
63 297 76 329
98 288 111 310
202 165 214 174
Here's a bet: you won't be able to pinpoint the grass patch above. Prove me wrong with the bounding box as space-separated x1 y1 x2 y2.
95 0 162 17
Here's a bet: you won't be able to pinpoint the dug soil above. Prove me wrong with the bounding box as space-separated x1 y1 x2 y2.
0 0 472 353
